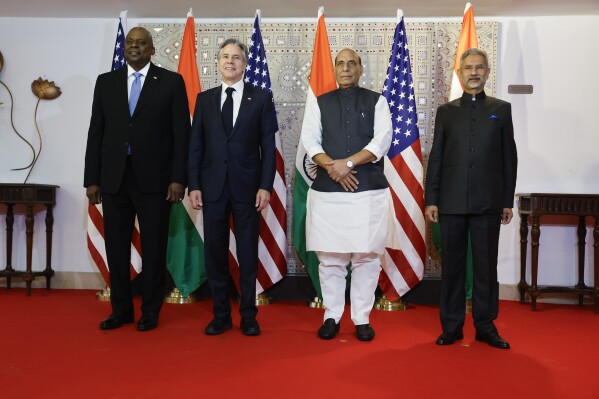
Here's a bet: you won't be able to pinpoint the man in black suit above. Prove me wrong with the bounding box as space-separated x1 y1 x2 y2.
425 48 517 349
84 27 190 331
188 38 277 336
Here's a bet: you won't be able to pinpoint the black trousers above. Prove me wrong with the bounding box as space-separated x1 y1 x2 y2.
439 213 501 334
203 184 260 321
102 159 171 317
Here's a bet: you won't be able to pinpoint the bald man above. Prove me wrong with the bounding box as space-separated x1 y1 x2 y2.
84 27 190 331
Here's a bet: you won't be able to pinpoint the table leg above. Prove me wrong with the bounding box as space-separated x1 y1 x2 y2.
576 216 587 306
44 205 55 289
24 204 34 296
593 217 599 314
518 214 529 303
5 204 14 288
530 215 541 311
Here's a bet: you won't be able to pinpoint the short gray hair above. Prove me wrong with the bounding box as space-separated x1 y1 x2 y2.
459 48 489 68
217 38 249 63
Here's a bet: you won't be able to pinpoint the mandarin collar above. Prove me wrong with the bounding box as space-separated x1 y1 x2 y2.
460 90 487 105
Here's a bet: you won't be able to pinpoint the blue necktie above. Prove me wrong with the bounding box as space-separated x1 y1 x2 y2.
129 72 142 116
222 87 235 135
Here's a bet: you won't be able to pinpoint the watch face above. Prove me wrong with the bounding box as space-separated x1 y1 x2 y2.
346 160 353 168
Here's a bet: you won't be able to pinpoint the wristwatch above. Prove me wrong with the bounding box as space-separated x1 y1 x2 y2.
346 159 354 169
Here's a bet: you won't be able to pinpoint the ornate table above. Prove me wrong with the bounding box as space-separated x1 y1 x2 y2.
517 193 599 313
0 184 59 295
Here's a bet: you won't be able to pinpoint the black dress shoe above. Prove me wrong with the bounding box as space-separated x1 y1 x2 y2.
475 332 510 349
137 313 159 331
436 330 464 345
356 324 375 341
205 317 233 335
241 318 261 336
99 313 134 330
318 318 340 340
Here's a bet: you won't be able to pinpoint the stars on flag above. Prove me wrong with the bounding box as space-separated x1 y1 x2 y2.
382 16 419 156
244 21 272 92
111 21 126 70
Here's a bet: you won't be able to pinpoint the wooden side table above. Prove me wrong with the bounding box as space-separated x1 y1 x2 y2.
517 193 599 313
0 183 59 295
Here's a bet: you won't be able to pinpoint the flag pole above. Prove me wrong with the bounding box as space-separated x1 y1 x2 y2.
165 8 199 304
96 10 128 301
251 7 272 307
303 5 330 309
374 8 408 311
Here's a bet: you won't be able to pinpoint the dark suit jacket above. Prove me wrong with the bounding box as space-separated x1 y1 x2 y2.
425 91 517 214
188 83 277 202
84 63 190 194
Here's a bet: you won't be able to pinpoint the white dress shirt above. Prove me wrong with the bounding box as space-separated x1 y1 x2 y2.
127 62 151 99
220 79 245 127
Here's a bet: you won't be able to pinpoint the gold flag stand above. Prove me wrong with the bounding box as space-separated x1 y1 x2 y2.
165 288 196 304
96 286 111 301
374 295 409 311
255 293 272 306
308 297 324 308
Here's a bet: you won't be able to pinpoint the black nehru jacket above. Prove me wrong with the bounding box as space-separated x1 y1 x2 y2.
312 86 388 193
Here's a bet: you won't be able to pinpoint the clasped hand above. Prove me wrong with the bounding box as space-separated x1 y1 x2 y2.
325 159 359 192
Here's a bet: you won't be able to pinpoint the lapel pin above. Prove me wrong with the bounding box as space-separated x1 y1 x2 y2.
247 97 252 101
152 76 158 80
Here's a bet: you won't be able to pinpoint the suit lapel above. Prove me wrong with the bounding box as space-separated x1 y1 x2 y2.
212 86 227 135
116 67 130 117
131 63 160 119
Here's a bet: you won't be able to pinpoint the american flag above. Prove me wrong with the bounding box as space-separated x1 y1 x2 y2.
111 18 126 70
87 12 142 286
241 10 287 292
378 11 425 301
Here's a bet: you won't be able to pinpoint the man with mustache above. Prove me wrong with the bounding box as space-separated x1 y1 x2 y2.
302 48 398 341
84 27 190 331
425 48 518 349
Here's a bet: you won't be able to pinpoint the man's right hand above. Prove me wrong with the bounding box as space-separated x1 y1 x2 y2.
338 172 359 192
86 185 102 205
425 205 439 223
189 190 203 210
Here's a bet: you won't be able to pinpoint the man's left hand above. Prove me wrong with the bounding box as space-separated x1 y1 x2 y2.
166 183 185 203
256 189 271 212
501 208 513 225
325 159 352 182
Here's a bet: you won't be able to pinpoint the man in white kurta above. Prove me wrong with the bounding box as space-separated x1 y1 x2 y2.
302 48 398 341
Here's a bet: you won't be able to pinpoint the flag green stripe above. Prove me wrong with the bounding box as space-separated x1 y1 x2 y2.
292 168 322 298
167 203 206 297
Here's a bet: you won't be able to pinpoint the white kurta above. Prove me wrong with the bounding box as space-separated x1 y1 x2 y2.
306 188 400 254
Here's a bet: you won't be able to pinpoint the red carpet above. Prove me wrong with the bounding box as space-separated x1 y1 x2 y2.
1 288 598 398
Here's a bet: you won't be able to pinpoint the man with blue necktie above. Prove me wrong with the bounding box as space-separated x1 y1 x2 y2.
84 27 190 331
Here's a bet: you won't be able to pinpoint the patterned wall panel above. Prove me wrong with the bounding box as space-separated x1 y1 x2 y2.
142 21 498 278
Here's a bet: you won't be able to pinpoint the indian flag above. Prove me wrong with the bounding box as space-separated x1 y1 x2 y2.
166 10 206 297
449 2 479 101
292 7 337 298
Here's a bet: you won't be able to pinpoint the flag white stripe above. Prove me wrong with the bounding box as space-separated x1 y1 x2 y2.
384 157 426 241
382 253 411 294
261 207 286 254
402 146 424 187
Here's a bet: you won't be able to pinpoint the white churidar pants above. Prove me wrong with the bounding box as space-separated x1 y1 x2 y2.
317 251 381 325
